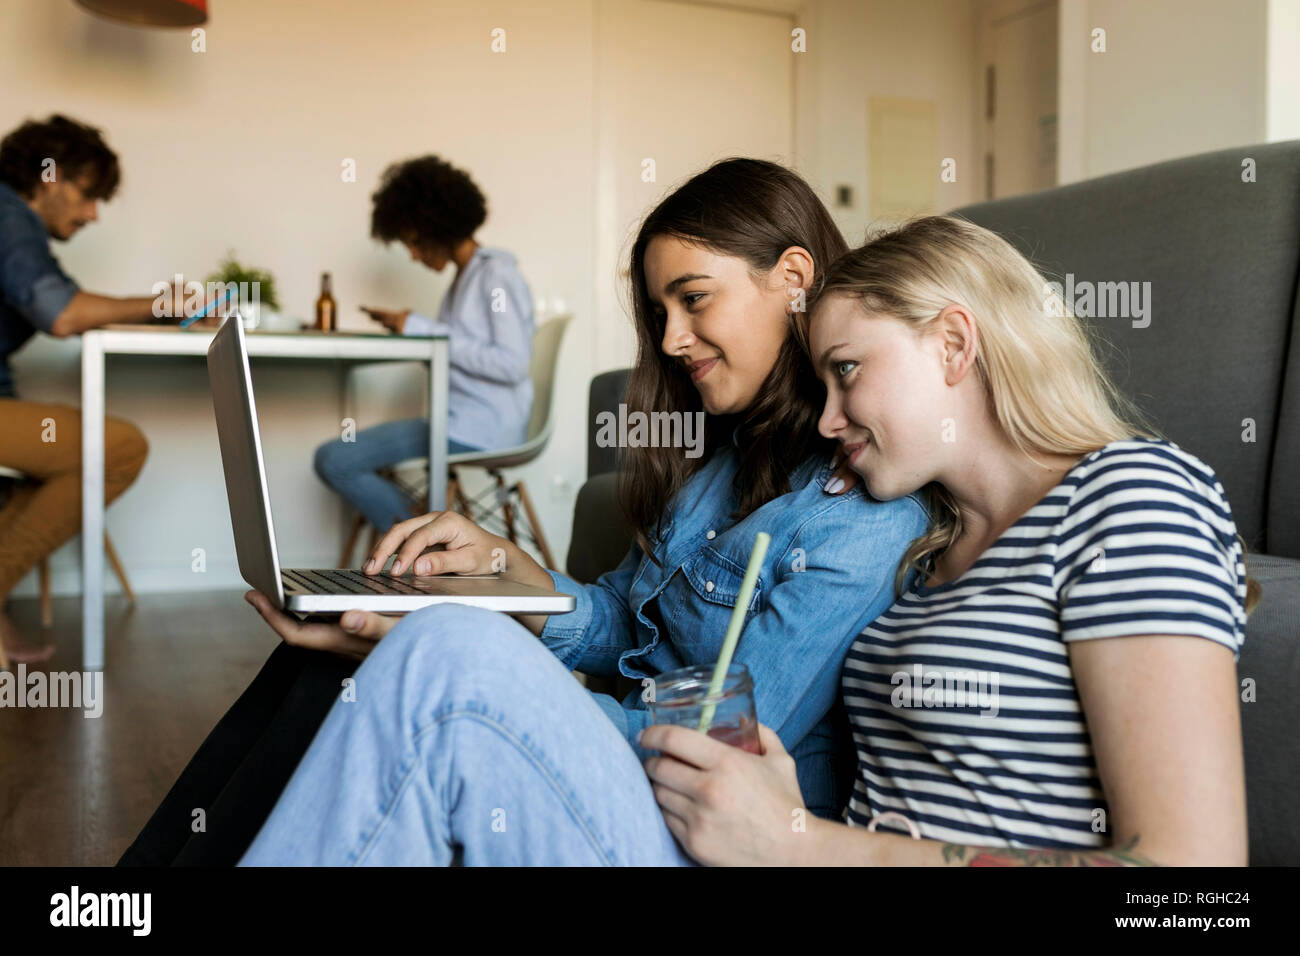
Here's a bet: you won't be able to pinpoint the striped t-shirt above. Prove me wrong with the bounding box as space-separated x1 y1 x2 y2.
840 438 1248 849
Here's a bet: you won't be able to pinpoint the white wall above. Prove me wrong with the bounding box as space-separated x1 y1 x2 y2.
591 0 796 376
2 0 981 598
1267 0 1300 140
1057 0 1271 183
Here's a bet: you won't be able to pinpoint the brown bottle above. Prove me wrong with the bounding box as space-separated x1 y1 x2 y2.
315 272 337 331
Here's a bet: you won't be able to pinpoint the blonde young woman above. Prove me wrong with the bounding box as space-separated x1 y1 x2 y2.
641 215 1258 866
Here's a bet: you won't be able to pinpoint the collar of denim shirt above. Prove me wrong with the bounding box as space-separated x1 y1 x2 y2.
651 443 838 553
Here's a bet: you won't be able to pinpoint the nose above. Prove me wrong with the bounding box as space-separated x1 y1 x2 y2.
85 201 98 222
660 308 694 358
818 389 846 440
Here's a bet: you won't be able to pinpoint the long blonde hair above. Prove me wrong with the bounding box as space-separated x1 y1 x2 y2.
805 215 1260 612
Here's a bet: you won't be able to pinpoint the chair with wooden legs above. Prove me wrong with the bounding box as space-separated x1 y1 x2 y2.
337 315 572 569
0 465 136 630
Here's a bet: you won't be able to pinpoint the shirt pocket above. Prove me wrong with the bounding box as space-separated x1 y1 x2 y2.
682 546 763 609
668 546 765 654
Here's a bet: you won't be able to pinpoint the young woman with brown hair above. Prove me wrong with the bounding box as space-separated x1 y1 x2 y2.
127 158 929 866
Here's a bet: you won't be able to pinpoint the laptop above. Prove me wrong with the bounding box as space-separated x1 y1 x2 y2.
206 313 576 616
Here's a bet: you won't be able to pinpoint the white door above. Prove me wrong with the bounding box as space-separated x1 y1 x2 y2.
981 0 1059 199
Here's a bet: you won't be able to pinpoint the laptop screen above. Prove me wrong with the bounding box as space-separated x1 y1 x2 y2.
206 315 287 606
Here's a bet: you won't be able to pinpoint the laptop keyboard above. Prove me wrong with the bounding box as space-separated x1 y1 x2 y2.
282 568 426 596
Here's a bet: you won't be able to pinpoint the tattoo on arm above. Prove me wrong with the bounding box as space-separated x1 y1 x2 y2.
941 835 1155 867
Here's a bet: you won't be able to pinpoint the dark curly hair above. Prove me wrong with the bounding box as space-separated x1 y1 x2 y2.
0 114 120 200
370 155 487 249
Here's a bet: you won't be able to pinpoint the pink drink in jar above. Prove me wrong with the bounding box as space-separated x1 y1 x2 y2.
649 663 762 753
706 716 763 754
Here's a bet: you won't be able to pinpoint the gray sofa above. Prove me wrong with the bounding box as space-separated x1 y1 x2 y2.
566 141 1300 865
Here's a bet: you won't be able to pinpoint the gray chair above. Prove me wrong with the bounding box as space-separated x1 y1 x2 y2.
565 369 635 702
340 314 572 569
565 369 634 584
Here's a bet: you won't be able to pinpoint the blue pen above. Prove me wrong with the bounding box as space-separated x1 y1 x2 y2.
180 287 234 329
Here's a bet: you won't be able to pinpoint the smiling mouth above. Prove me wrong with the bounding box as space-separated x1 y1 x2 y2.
843 436 872 463
688 357 719 382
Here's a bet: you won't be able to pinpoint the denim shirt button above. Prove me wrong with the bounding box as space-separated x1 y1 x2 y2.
705 529 716 539
705 581 715 592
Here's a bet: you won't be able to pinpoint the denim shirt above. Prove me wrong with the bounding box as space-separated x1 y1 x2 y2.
403 245 534 451
0 182 81 398
541 446 931 817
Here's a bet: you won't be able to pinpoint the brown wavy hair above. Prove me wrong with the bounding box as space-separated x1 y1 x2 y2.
0 114 119 200
621 158 848 557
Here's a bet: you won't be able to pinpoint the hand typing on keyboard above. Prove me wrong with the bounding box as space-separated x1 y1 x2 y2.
363 511 559 637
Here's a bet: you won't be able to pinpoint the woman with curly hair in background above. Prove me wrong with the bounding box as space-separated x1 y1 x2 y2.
313 155 535 534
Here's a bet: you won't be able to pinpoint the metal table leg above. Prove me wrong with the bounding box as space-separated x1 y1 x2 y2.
81 333 105 670
427 340 449 511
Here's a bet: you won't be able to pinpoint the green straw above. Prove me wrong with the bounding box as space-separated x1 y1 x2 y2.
696 531 770 733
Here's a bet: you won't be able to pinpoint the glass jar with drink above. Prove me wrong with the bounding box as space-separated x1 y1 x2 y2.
648 662 762 754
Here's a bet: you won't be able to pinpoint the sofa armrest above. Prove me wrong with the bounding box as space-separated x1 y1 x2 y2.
565 472 639 701
565 472 633 585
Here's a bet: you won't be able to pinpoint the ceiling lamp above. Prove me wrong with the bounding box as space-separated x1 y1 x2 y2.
75 0 208 28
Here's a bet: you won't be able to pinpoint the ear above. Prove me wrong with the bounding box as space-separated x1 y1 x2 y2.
935 304 978 386
25 179 54 203
772 245 815 314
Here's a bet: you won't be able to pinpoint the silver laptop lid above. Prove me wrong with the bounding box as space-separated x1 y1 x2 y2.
206 314 286 607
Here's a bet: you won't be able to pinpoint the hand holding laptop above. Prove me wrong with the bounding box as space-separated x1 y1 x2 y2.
243 503 557 658
244 589 394 661
243 503 562 658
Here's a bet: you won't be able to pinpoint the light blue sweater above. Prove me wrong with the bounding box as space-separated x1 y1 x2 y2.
404 245 534 450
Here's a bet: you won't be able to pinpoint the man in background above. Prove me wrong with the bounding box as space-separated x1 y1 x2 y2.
0 114 186 664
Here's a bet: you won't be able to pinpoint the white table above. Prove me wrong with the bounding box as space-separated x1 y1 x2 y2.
80 324 449 670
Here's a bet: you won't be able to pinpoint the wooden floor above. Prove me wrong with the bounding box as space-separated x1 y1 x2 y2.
0 590 276 866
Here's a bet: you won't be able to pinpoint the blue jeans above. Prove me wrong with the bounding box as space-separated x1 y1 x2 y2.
313 418 481 532
239 604 699 866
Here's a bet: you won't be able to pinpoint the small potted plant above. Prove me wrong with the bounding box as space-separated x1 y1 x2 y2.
205 251 282 329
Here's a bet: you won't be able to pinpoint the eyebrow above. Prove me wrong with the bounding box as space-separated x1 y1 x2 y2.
816 342 850 373
650 273 713 305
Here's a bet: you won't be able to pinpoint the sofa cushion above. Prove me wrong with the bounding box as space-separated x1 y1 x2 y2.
1269 274 1300 559
953 141 1300 556
1238 552 1300 865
